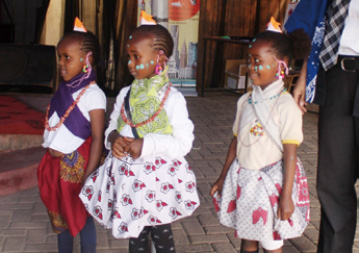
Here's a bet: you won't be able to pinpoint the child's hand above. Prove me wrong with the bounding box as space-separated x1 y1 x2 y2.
277 195 295 220
124 138 143 159
210 177 225 198
111 135 133 158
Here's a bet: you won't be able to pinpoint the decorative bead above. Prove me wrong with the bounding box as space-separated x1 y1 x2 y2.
247 88 287 105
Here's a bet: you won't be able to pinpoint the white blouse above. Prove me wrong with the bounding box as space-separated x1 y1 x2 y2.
42 84 106 154
105 85 194 159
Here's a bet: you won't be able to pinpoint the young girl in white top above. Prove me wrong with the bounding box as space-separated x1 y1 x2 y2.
38 22 106 252
80 24 199 252
210 28 311 253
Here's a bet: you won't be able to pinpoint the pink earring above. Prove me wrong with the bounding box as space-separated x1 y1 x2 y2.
83 52 93 74
155 50 164 75
274 57 288 79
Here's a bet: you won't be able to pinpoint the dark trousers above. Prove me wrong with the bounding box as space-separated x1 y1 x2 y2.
317 62 359 253
57 216 97 253
128 224 175 253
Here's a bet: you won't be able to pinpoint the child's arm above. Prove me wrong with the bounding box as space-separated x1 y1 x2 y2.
140 92 194 159
108 130 134 158
82 109 105 184
210 137 237 198
277 143 297 220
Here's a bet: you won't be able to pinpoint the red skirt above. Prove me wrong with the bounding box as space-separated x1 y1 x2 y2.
37 138 91 237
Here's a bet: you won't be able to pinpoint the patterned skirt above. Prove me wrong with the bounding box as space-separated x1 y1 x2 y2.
79 153 200 239
213 159 310 241
37 138 91 237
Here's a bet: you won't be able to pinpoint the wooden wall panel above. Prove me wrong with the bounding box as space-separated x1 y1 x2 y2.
197 0 289 92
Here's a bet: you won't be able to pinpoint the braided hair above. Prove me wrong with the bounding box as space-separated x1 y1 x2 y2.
131 25 174 58
254 29 311 62
58 31 100 66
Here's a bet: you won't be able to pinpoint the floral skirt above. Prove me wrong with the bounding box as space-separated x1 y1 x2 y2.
213 159 310 241
37 138 91 237
80 153 200 239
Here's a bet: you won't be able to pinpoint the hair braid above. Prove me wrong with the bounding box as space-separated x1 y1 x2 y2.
132 25 174 58
59 31 100 66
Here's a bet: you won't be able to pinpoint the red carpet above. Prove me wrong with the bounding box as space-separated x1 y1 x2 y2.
0 95 45 135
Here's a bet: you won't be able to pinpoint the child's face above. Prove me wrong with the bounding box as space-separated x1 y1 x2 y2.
126 34 158 80
247 40 279 90
57 37 86 81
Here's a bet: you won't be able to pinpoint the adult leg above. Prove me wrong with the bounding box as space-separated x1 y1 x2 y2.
316 64 359 253
79 216 97 253
128 226 151 253
57 229 74 253
150 224 175 252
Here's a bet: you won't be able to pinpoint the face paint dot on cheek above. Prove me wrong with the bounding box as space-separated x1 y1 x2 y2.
255 66 258 72
266 65 271 69
128 60 131 64
249 45 252 48
136 65 140 70
146 63 149 68
150 60 154 65
129 35 132 39
259 65 263 70
140 64 144 69
252 38 256 42
80 58 83 62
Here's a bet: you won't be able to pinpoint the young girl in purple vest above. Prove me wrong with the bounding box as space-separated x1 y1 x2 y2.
37 28 106 252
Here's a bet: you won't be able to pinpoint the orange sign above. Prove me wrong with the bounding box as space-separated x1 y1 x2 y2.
169 0 200 21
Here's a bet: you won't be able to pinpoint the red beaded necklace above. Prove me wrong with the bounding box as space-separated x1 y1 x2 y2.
120 83 172 128
44 83 92 131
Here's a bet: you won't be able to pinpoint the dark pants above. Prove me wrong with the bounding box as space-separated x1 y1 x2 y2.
317 61 359 253
128 224 175 253
57 216 97 253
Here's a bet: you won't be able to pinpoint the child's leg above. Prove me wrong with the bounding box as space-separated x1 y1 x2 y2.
150 224 175 252
241 239 259 252
79 216 97 253
128 226 151 252
57 230 74 253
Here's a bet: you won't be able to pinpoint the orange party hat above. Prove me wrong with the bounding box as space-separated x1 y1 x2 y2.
266 17 282 33
140 10 157 25
73 17 87 32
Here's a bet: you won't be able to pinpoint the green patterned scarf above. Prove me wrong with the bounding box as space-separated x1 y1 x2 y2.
117 66 173 138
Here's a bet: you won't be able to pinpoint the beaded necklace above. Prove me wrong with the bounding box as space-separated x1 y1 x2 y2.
45 83 92 131
247 88 287 104
120 83 172 128
238 87 285 147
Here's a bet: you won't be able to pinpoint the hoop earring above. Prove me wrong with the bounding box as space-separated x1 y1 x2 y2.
83 52 93 74
274 57 288 79
155 50 164 75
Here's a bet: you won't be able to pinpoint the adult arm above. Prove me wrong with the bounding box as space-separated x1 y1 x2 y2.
292 59 308 114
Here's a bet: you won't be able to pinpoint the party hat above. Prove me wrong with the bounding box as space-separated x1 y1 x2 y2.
266 17 282 33
140 10 157 25
73 17 87 32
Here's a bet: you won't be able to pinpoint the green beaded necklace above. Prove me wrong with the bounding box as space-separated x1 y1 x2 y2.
247 88 287 105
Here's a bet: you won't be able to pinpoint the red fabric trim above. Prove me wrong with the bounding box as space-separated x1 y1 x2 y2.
37 137 92 236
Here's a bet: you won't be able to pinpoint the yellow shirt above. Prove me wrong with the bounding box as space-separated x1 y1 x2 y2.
233 91 303 170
